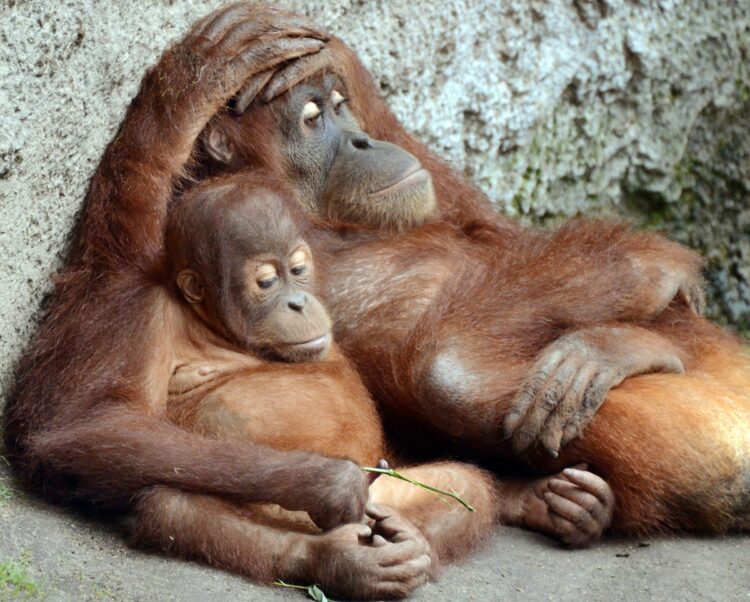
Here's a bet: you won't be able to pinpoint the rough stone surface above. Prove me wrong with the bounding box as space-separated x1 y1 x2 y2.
646 98 750 330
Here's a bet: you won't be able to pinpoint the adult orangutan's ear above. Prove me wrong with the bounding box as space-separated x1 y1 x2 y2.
204 122 235 165
176 269 205 304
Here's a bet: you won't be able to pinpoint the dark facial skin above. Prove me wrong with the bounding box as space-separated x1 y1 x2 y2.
204 74 438 232
170 182 332 362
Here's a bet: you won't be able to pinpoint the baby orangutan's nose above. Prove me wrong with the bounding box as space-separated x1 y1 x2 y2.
287 292 307 312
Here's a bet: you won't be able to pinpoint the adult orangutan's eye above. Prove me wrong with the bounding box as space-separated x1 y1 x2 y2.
331 90 347 114
302 101 322 127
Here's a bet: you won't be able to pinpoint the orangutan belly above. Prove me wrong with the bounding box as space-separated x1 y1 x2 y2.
166 359 385 466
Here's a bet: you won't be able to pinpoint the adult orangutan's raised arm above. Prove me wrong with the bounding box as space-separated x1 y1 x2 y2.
72 4 327 271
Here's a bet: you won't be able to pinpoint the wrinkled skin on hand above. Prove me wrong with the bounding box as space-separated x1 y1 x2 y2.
145 3 328 136
366 503 434 562
309 505 433 600
520 464 615 548
302 458 372 531
234 40 339 111
504 325 686 457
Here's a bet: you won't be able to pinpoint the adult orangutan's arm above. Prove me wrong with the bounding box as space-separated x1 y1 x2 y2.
72 4 327 271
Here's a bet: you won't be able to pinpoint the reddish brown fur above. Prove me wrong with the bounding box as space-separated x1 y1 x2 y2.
198 18 750 535
222 169 748 536
331 47 750 533
3 10 748 600
1 13 505 587
6 148 498 598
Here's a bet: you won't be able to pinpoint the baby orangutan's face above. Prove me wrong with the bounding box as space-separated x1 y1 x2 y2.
174 187 332 362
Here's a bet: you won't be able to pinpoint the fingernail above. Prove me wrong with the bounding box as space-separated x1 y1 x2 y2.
547 448 559 459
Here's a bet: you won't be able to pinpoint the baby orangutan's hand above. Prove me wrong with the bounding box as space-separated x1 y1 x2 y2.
520 464 614 548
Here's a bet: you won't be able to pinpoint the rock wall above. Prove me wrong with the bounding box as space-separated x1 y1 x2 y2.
1 0 748 396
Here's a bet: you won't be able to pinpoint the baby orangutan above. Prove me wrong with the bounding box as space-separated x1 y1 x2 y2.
131 173 613 599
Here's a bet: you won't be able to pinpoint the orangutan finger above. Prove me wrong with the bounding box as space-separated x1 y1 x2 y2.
503 349 565 439
539 363 597 455
561 467 614 509
262 48 334 102
560 370 614 445
234 69 275 113
513 359 578 454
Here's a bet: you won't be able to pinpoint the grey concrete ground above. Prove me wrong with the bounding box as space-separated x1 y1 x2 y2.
1 464 749 602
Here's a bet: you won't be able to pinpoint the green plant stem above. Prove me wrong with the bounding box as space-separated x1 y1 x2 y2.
361 466 476 512
274 579 308 591
274 580 328 601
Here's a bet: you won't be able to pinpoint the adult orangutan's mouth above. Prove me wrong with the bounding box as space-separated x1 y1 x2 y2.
369 167 430 198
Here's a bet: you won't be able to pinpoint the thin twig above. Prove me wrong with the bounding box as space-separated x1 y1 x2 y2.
274 579 308 591
274 580 329 601
361 466 476 512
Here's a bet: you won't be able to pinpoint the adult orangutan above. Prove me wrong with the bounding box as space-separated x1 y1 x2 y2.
191 7 750 535
2 6 614 598
2 15 748 600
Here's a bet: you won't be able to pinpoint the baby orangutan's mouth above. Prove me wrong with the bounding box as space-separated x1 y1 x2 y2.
286 334 330 353
272 333 331 362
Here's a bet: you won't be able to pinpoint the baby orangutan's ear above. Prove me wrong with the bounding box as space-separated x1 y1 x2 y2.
176 269 205 304
204 122 235 165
